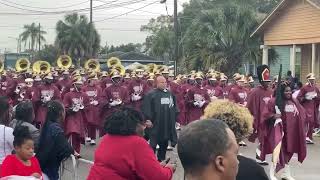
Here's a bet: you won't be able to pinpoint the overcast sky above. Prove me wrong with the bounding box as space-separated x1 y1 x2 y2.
0 0 189 53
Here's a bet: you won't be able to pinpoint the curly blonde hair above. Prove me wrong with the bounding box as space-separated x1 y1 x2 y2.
202 100 253 141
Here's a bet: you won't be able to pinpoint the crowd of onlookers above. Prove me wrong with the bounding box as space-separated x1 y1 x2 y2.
0 92 271 180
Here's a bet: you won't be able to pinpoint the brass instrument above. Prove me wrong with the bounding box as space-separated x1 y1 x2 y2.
33 61 51 75
107 57 121 68
146 63 158 73
57 55 72 70
15 58 30 73
134 64 146 72
112 64 125 76
85 59 101 72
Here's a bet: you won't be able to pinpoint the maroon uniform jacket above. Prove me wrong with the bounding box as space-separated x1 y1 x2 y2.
34 84 61 125
127 79 148 112
246 86 273 143
63 91 89 138
101 84 129 120
228 85 248 105
186 85 210 123
82 85 103 127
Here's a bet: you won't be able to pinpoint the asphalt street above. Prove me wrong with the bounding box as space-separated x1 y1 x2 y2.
61 137 320 180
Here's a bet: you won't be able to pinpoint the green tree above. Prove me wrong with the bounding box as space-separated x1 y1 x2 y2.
34 44 59 65
20 23 46 52
141 15 175 61
55 13 101 64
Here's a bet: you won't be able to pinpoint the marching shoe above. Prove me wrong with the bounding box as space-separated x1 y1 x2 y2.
90 140 96 145
306 137 315 144
156 145 160 150
279 165 295 180
85 137 91 142
239 141 247 147
167 145 174 151
255 154 269 166
269 164 279 180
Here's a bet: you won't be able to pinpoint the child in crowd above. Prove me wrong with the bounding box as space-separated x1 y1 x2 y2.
0 126 42 179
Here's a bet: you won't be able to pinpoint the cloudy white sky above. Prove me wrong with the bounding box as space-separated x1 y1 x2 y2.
0 0 189 53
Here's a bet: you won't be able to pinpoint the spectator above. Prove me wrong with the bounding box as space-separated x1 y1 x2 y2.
201 100 269 180
178 119 239 180
88 107 176 180
0 126 42 179
286 71 294 90
9 101 40 149
36 100 76 180
0 97 14 170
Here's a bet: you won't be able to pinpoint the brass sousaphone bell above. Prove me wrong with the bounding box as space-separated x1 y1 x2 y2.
57 55 72 70
107 57 121 68
15 58 30 73
85 59 101 73
0 60 4 73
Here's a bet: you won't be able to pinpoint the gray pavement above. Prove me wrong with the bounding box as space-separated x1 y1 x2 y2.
61 137 320 180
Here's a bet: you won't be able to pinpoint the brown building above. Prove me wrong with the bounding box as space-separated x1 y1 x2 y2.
251 0 320 82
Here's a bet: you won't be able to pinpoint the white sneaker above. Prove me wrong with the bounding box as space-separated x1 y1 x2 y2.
90 140 96 145
156 145 160 150
306 137 315 144
313 128 320 137
279 165 295 180
85 137 91 142
239 141 247 147
167 145 174 151
175 123 181 130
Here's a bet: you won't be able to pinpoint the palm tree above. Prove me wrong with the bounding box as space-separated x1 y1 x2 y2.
20 23 46 52
55 13 100 64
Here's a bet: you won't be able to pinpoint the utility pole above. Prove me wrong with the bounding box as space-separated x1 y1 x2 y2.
90 0 93 23
173 0 178 75
38 23 41 52
160 0 179 74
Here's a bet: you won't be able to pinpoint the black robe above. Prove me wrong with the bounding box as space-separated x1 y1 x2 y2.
142 89 179 147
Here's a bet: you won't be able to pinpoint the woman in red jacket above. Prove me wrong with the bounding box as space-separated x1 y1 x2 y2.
88 107 176 180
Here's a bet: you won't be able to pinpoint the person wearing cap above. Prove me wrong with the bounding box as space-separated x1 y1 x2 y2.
122 72 132 87
179 73 196 125
101 70 129 127
145 73 155 93
63 78 89 153
0 71 16 98
127 69 148 112
228 74 248 106
297 73 320 144
204 73 223 101
220 73 229 99
185 72 210 123
82 73 102 145
34 73 61 127
246 65 273 165
101 71 113 90
56 70 72 99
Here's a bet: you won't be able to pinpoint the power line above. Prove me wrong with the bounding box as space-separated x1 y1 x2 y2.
94 0 159 22
0 0 150 14
1 0 90 10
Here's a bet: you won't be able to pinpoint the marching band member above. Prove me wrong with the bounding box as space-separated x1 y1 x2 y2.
128 69 148 112
34 73 61 127
186 72 210 123
100 71 113 90
297 73 320 144
204 73 223 101
247 65 273 165
228 74 248 106
0 71 15 98
180 73 196 125
82 73 102 145
63 77 89 154
145 73 155 93
56 70 72 99
101 70 129 125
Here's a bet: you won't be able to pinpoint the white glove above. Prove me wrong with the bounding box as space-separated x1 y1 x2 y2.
193 101 200 107
132 95 142 102
198 100 205 108
72 106 80 112
1 87 6 90
305 95 313 100
91 100 99 106
110 100 122 107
